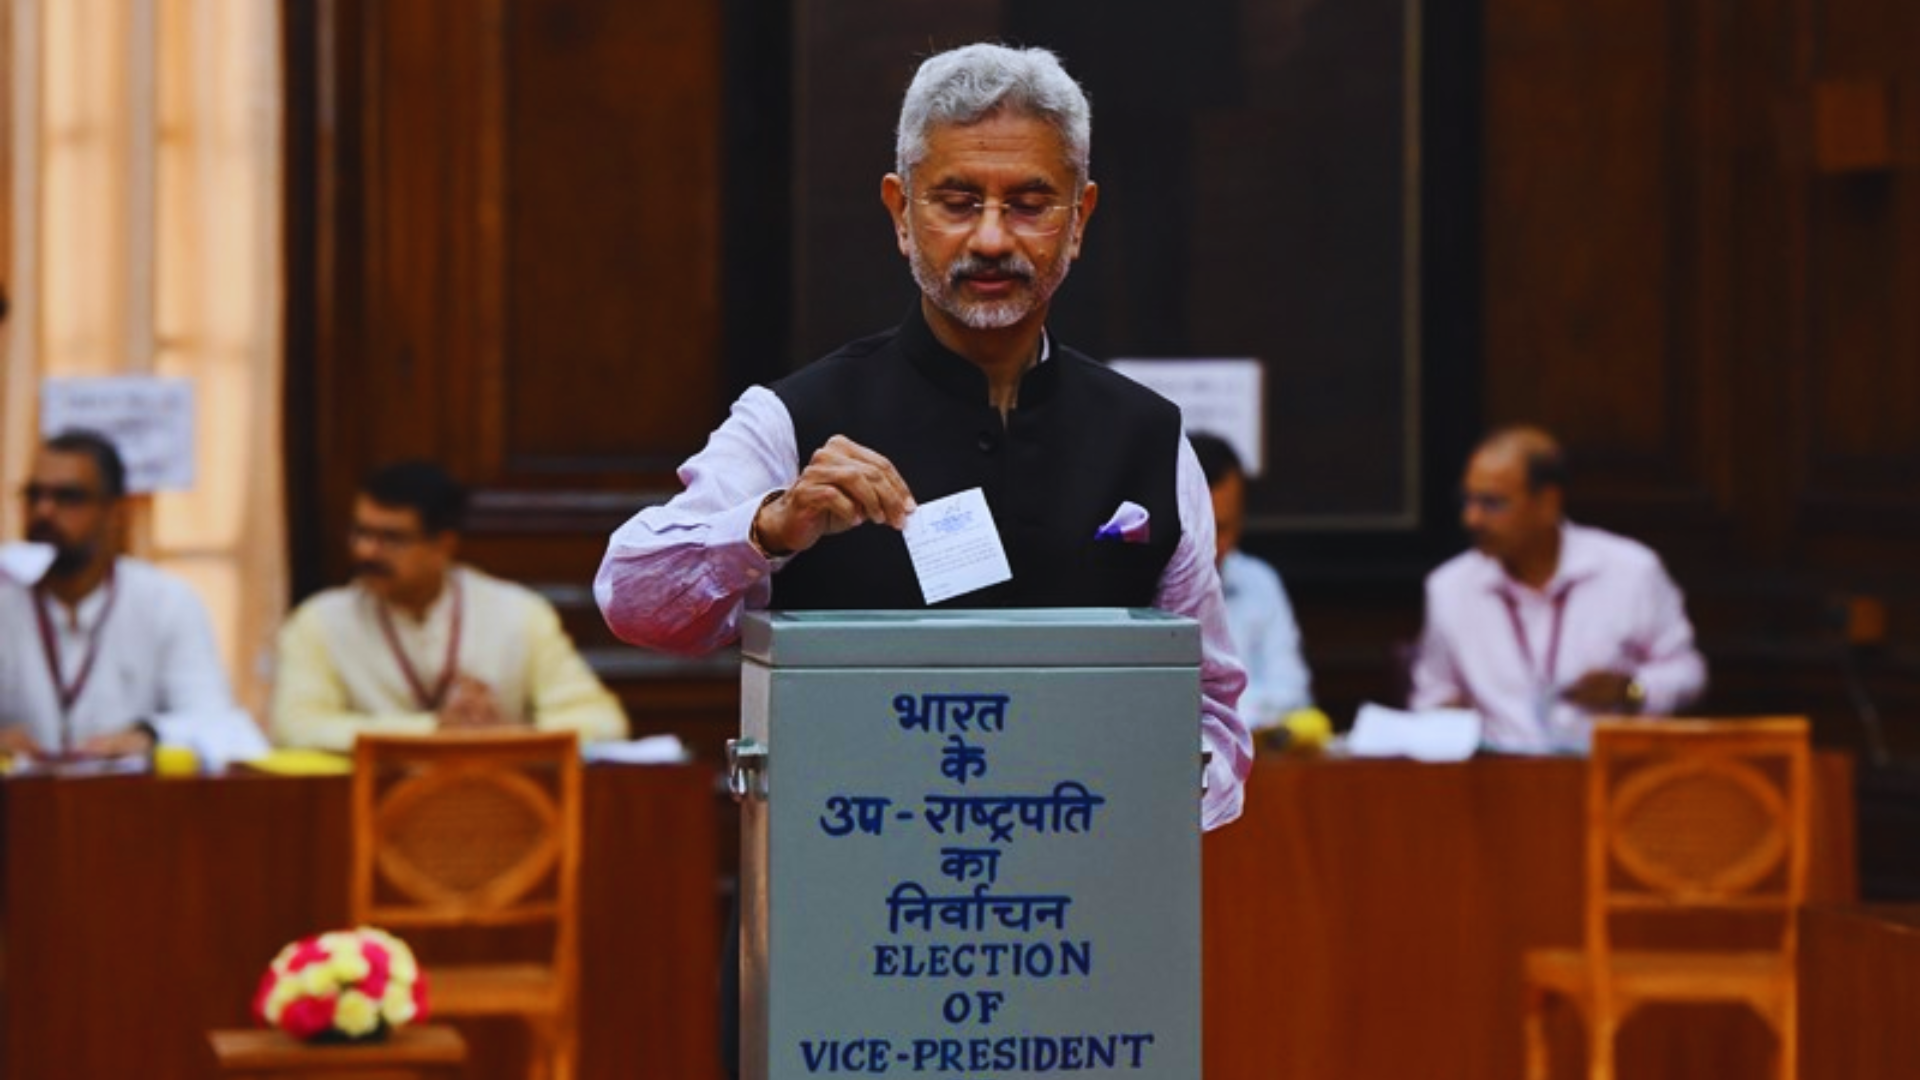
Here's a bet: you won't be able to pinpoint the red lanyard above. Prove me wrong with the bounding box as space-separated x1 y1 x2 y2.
375 574 464 710
1498 583 1573 693
32 566 120 753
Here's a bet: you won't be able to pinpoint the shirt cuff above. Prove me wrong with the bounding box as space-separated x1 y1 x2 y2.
719 490 791 579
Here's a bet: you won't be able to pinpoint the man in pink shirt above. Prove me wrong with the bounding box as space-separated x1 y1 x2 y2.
1409 426 1706 753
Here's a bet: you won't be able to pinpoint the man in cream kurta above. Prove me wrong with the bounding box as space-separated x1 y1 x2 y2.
271 461 626 751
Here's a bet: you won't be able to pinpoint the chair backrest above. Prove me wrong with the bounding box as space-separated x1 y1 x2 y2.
1585 718 1811 953
350 730 583 955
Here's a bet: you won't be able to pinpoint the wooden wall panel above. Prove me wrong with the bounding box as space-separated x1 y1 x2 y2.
500 0 721 477
1484 0 1731 524
1483 0 1920 566
1797 0 1920 533
290 0 722 597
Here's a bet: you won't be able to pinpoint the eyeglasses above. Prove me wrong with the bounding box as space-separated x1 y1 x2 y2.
1459 492 1513 514
348 523 427 550
20 483 104 508
913 190 1075 236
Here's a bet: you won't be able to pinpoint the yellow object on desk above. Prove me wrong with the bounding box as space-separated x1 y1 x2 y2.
244 748 353 776
1280 708 1334 753
152 744 200 777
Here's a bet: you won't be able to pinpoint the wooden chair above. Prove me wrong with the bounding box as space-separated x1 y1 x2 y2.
351 731 584 1080
1522 717 1811 1080
208 1024 467 1079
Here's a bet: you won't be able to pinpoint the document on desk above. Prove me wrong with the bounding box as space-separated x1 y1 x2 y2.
0 541 55 584
2 752 149 778
1346 703 1481 762
902 487 1012 605
582 734 692 766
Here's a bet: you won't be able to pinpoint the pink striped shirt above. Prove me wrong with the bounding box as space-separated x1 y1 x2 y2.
595 385 1253 829
1409 521 1707 753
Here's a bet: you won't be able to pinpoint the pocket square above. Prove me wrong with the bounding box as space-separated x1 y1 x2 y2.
1093 501 1150 544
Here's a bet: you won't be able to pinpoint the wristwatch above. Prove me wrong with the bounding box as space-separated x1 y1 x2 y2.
747 490 793 559
1623 678 1647 713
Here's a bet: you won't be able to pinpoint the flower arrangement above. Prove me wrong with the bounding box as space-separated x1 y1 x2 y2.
252 927 431 1043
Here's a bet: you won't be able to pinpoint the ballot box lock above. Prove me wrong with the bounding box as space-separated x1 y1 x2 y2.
727 738 769 803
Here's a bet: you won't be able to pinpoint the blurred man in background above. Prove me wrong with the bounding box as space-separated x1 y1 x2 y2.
0 429 236 757
1190 432 1314 732
1409 425 1706 752
272 460 627 750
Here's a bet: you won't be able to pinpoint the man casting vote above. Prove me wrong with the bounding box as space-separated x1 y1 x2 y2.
593 43 1250 828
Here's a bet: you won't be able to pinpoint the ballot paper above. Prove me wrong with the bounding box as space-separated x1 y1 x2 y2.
1345 703 1482 762
902 487 1012 605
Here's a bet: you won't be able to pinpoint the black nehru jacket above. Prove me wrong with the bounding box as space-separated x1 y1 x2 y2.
770 306 1183 611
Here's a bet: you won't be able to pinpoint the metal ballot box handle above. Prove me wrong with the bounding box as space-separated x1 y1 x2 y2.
727 738 769 802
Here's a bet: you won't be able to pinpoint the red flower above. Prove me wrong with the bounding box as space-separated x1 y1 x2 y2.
280 995 337 1041
285 937 331 973
250 969 278 1025
361 939 392 999
412 975 431 1019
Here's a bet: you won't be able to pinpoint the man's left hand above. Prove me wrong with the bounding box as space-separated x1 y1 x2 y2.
79 726 158 757
1560 670 1639 712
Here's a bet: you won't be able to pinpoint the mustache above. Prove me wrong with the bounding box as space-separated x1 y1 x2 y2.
948 252 1035 286
352 560 393 579
26 521 60 544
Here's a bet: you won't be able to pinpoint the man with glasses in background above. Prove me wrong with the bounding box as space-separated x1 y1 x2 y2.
1409 424 1707 753
271 459 627 750
0 429 235 758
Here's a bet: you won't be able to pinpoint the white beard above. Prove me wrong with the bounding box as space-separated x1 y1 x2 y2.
908 236 1074 331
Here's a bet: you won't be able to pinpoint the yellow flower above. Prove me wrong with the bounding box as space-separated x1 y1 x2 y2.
328 948 371 985
263 977 302 1023
380 982 419 1027
299 963 338 997
333 989 382 1038
384 944 420 982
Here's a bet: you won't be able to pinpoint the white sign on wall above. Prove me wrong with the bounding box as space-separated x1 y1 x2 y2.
40 376 197 493
1107 358 1265 477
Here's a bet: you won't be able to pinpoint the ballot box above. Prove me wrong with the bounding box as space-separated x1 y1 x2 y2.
733 609 1204 1080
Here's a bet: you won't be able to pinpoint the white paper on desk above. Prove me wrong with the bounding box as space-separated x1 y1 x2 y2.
901 487 1012 605
159 707 272 772
0 542 56 585
582 734 691 766
1346 703 1481 762
6 753 149 778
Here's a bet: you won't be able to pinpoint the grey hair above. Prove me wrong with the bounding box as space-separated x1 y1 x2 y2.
895 43 1092 190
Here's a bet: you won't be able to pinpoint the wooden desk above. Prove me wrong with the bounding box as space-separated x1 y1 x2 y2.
1799 905 1920 1077
0 766 720 1080
1203 753 1855 1080
0 751 1858 1080
208 1024 467 1077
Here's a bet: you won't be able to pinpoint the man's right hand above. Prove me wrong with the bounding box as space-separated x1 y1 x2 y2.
753 435 916 556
